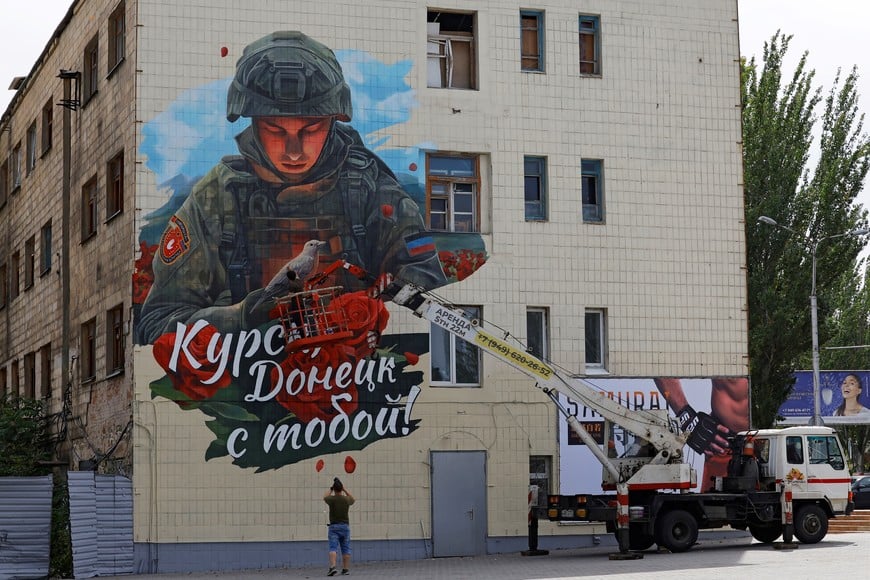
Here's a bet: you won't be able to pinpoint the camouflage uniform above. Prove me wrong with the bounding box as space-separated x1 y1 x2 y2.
138 32 445 344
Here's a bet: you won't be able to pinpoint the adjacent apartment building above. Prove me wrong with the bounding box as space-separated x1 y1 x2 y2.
0 0 747 573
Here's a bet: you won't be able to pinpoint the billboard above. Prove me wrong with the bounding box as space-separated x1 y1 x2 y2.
777 371 870 425
559 377 750 493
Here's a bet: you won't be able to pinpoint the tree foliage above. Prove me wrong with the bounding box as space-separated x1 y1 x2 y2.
743 32 870 428
0 395 52 475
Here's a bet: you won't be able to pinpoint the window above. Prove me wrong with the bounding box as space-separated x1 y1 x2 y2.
426 154 479 232
807 435 846 470
786 436 804 464
10 251 19 301
24 236 34 289
26 121 37 175
579 15 601 75
83 35 99 103
24 353 36 399
0 367 6 398
108 2 126 72
0 161 7 206
520 11 544 72
107 304 124 375
40 222 52 274
81 318 97 381
0 263 6 308
12 142 22 190
524 156 547 221
581 159 604 223
107 151 124 218
585 308 606 370
526 307 549 361
40 343 52 398
529 456 552 510
430 305 481 386
41 100 53 154
427 10 476 89
82 176 98 240
11 360 20 396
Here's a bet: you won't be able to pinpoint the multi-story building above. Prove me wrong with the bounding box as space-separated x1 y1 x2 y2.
0 0 747 573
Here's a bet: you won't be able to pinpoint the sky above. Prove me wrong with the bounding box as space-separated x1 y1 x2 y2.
0 0 868 222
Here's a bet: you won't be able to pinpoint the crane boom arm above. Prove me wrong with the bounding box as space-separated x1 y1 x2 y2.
390 284 687 465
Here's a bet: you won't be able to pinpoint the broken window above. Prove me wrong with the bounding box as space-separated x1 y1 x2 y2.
427 10 477 89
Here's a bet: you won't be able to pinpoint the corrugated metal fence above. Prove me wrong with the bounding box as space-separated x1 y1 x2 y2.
0 475 53 580
68 472 134 578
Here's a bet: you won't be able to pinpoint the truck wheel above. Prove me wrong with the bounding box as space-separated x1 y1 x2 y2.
748 523 782 543
793 504 828 544
655 509 698 553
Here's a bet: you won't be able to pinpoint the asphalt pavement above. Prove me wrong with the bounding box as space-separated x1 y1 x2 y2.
103 532 868 580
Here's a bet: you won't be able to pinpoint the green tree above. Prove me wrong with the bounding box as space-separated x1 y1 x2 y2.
743 32 870 427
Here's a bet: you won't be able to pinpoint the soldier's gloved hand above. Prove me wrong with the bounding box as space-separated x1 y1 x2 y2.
241 288 278 329
676 405 731 456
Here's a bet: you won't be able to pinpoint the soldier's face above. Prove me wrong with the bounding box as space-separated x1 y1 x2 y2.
255 116 333 179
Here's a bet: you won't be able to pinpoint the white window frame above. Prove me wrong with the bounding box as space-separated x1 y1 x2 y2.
526 307 549 361
585 308 607 372
430 305 482 387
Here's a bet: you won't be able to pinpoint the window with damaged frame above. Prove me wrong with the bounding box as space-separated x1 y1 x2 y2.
427 10 477 89
579 14 601 75
426 154 479 232
40 343 51 398
26 121 37 175
107 304 124 375
24 236 34 290
82 176 98 240
520 11 544 72
107 151 124 218
41 100 53 154
81 318 97 381
585 308 607 371
40 221 52 275
430 305 482 386
12 143 22 190
581 159 604 223
108 1 126 73
83 35 99 103
524 156 547 221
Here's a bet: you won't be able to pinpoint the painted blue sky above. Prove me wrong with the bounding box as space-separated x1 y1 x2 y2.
140 49 428 187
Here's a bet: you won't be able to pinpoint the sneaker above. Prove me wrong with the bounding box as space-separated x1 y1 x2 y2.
341 570 350 576
327 567 337 576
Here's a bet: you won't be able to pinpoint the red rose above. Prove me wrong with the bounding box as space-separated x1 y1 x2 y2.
272 345 359 423
328 291 390 358
153 324 231 401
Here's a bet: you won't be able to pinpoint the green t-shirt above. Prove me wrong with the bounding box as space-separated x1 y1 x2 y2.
325 494 355 524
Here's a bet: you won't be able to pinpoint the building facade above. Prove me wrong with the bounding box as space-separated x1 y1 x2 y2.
0 0 747 573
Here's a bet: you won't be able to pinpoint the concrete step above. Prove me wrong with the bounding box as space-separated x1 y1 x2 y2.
828 510 870 533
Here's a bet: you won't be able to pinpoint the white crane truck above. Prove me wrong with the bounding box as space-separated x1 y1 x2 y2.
279 263 855 555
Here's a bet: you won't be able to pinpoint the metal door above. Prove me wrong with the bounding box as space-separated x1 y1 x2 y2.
431 450 487 557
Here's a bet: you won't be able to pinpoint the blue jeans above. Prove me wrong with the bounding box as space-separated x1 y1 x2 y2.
328 522 351 555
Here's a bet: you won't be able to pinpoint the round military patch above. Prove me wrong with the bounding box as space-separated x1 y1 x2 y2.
159 215 191 265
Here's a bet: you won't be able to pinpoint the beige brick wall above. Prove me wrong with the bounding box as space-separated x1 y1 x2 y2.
0 0 136 471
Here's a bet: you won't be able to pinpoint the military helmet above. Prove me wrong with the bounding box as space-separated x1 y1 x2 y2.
227 31 352 122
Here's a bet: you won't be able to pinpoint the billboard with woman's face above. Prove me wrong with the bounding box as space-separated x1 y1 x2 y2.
778 371 870 424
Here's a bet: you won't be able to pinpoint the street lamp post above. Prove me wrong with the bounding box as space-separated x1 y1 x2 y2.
757 216 869 426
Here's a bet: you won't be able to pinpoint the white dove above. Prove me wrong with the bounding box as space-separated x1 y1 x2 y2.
252 239 326 309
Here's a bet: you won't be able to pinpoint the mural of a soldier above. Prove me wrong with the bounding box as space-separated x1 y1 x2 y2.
138 31 446 344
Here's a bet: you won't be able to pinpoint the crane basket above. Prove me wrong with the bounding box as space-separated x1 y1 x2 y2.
275 286 354 352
